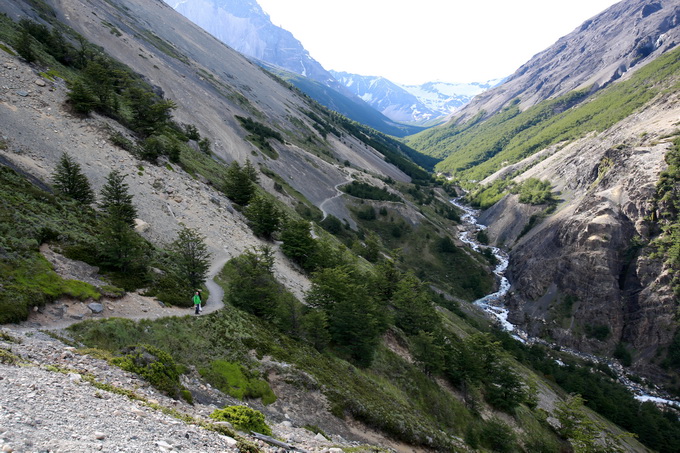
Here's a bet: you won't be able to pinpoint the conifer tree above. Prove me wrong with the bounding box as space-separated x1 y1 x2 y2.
226 246 279 318
98 170 140 272
100 170 137 227
244 195 282 239
15 28 35 63
280 219 317 270
169 225 211 290
223 161 255 205
52 153 95 204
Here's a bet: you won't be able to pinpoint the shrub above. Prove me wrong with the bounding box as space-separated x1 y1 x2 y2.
341 181 401 202
111 344 186 399
210 405 271 435
199 359 276 405
479 418 516 453
515 178 554 205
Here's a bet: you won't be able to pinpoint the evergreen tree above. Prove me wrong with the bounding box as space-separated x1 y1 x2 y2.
83 59 116 113
98 170 140 272
124 85 176 137
226 246 280 318
67 79 97 114
411 330 446 376
301 309 331 351
361 232 381 262
169 225 211 290
555 394 628 453
244 196 282 239
280 219 317 270
100 170 137 227
390 274 440 335
223 161 256 205
243 158 259 183
52 153 95 204
306 265 382 366
15 28 35 63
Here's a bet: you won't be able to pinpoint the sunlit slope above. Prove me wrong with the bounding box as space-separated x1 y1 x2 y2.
405 46 680 183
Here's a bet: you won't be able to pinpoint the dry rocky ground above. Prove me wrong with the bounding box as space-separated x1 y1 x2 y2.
0 327 371 453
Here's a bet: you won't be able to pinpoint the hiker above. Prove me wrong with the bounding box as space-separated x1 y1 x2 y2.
193 290 202 314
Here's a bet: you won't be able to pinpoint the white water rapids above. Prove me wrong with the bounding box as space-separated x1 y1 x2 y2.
450 197 680 410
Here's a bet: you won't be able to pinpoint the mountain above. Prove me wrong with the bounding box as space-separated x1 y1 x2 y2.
165 0 424 137
448 0 680 123
167 0 332 86
331 71 501 124
407 0 680 386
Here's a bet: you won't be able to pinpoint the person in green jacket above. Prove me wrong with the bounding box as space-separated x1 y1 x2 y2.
193 290 202 314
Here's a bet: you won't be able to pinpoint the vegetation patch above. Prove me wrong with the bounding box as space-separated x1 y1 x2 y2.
235 116 283 159
210 405 271 435
199 359 276 405
341 181 401 202
111 344 189 401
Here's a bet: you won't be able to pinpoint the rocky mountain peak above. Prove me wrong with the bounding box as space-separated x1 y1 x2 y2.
455 0 680 122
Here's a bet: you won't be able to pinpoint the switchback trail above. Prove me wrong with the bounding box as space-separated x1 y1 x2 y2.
319 180 351 220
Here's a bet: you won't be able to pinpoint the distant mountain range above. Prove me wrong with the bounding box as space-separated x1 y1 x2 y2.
330 72 503 124
165 0 496 132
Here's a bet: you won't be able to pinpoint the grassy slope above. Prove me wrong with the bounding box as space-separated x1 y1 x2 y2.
406 46 680 183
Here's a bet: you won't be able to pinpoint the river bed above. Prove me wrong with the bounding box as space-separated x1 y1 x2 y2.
450 197 680 409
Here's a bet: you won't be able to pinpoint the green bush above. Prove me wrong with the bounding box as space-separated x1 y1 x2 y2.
514 178 554 205
199 359 277 405
341 181 401 202
112 344 186 399
210 405 271 435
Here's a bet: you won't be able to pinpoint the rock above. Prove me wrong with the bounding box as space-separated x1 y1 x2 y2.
156 440 173 450
34 79 46 87
134 219 150 233
15 90 28 97
88 303 104 314
93 431 106 440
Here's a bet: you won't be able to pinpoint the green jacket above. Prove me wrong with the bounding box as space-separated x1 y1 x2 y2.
193 294 201 305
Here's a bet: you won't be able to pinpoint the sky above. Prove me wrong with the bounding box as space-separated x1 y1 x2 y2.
256 0 622 85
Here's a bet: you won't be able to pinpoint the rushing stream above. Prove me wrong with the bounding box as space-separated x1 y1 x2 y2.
450 197 680 409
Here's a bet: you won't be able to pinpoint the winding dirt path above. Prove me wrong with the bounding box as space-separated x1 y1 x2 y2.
6 249 231 332
319 180 351 220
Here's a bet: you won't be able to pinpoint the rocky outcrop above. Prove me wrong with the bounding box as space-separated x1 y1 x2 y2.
481 90 679 372
167 0 352 99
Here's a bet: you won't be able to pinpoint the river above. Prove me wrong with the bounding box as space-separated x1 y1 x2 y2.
450 197 680 409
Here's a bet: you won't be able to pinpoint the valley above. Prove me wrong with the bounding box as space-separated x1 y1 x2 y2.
0 0 679 452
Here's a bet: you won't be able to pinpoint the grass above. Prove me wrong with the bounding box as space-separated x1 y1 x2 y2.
67 302 479 450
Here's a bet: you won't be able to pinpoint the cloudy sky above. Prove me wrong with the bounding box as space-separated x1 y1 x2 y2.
256 0 622 85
